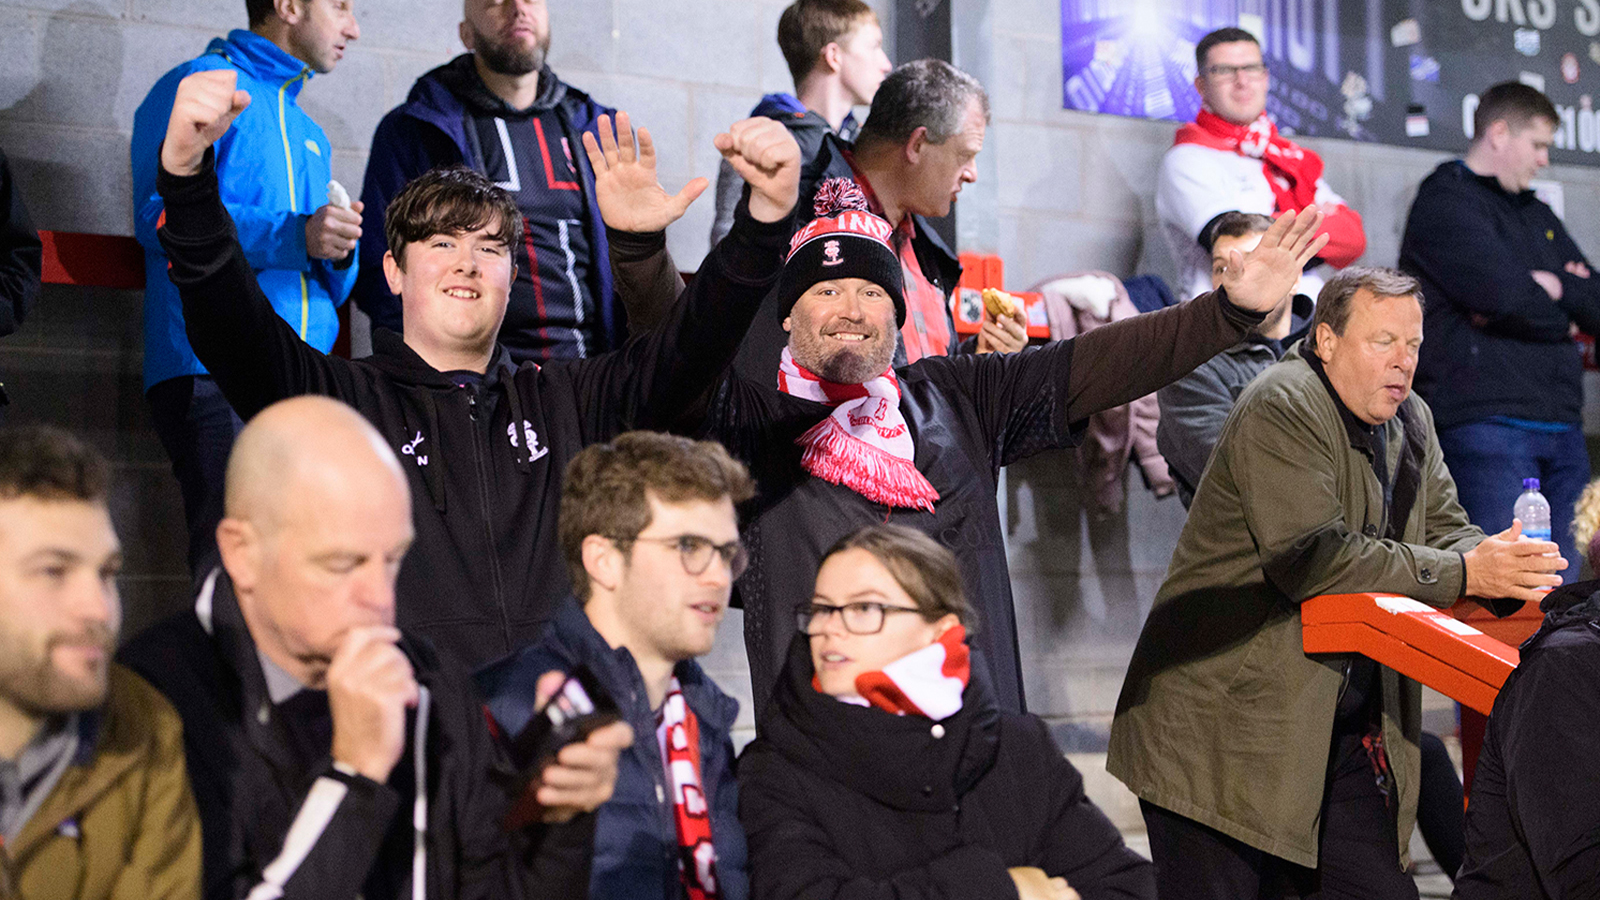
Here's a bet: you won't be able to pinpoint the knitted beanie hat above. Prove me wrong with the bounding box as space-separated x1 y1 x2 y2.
775 178 906 326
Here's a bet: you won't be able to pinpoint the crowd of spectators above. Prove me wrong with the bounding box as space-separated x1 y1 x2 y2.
0 4 1596 900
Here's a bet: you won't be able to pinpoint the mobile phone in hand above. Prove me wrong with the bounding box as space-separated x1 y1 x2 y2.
501 666 622 828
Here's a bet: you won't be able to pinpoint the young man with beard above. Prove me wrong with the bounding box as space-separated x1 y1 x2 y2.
666 177 1333 717
132 0 364 575
478 432 756 900
1156 27 1365 301
0 425 200 898
149 68 798 672
357 0 626 364
708 0 892 247
120 396 631 900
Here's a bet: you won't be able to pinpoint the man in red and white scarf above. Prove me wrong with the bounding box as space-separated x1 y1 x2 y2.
707 157 1333 723
774 179 940 513
1156 26 1366 302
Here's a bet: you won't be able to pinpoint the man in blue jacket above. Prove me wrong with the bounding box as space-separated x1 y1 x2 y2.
1400 81 1600 583
478 431 753 900
357 0 620 366
131 0 363 575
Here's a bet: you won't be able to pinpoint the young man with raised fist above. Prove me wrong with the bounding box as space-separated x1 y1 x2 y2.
146 68 801 672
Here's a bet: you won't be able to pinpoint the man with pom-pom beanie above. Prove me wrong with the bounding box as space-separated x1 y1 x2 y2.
692 179 1335 718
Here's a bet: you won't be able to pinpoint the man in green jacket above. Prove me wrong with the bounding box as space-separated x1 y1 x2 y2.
1108 267 1565 899
0 425 200 900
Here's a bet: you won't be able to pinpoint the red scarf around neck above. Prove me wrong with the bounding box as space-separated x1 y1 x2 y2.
815 625 971 720
777 347 940 513
657 679 720 900
1174 109 1324 214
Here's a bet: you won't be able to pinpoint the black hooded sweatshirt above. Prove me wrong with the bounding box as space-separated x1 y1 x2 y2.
737 635 1155 900
1455 579 1600 898
156 149 790 671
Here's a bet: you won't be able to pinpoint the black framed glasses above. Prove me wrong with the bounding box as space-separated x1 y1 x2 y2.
1203 62 1268 81
619 534 749 579
795 601 926 635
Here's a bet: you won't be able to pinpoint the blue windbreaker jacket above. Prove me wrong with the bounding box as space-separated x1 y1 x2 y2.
132 29 355 390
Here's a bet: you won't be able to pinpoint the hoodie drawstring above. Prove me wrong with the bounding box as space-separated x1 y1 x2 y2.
503 367 533 475
411 684 431 900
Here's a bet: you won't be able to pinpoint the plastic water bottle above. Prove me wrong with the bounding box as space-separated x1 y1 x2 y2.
1514 478 1552 542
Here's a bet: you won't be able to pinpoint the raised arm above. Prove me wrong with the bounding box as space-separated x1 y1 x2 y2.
157 70 351 419
1066 205 1326 419
569 112 799 439
939 208 1325 468
586 110 706 335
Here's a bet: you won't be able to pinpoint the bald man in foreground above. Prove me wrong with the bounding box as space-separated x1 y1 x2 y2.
120 396 631 900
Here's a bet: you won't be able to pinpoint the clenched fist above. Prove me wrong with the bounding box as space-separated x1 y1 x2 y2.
161 69 251 177
712 117 801 224
328 625 420 783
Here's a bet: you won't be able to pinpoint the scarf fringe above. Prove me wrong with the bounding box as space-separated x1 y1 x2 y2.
798 417 939 513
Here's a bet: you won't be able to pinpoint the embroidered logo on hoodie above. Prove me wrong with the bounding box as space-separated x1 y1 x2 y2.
402 431 428 466
507 420 549 463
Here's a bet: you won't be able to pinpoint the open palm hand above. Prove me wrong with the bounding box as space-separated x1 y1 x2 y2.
1219 206 1330 312
582 111 707 234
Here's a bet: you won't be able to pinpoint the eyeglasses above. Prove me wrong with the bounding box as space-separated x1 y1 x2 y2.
795 601 926 635
618 534 749 579
1203 62 1267 81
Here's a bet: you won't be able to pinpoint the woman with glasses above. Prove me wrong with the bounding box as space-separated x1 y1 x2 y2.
737 524 1154 900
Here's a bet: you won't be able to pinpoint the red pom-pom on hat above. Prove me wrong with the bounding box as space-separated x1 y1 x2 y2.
812 177 870 218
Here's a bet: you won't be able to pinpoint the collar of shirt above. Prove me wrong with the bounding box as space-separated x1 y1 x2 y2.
257 648 307 705
0 714 79 843
840 149 915 242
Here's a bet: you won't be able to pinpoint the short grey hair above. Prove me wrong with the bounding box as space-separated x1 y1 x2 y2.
856 59 990 149
1310 266 1425 337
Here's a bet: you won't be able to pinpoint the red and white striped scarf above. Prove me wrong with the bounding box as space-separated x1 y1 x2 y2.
1174 109 1324 214
777 346 939 513
656 679 719 900
820 625 971 719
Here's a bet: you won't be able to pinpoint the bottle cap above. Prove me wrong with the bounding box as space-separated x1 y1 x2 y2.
1523 477 1541 492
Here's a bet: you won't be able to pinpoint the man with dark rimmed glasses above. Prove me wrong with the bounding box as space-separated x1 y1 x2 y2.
1155 25 1367 303
477 430 756 900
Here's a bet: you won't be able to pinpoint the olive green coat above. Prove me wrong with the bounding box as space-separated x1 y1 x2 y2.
1106 345 1484 870
0 665 200 900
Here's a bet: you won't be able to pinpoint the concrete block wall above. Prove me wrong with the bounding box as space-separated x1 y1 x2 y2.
958 0 1600 741
5 0 1599 737
0 0 890 652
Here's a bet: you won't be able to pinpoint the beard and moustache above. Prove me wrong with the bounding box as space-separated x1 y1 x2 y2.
470 20 550 77
0 622 114 716
788 319 897 385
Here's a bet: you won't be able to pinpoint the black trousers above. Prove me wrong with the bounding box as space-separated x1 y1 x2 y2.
1142 728 1420 900
147 374 242 577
